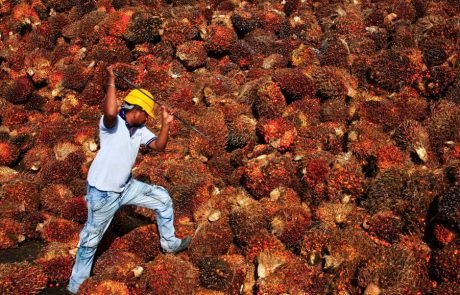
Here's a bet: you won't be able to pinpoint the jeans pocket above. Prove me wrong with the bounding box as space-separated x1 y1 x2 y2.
86 188 108 211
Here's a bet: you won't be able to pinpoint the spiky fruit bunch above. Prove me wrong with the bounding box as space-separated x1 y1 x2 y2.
162 18 199 47
326 158 366 201
429 243 460 282
93 249 143 282
139 254 199 295
242 153 300 200
272 68 315 102
318 37 350 69
35 242 73 284
445 160 460 184
0 139 20 167
391 87 429 122
315 201 356 228
376 144 410 171
435 185 460 233
1 76 34 104
393 120 430 163
259 187 302 217
313 66 358 99
122 11 162 44
256 250 314 294
198 256 240 292
61 196 88 224
39 217 81 245
110 224 161 262
0 179 40 217
369 49 416 91
0 262 47 294
39 184 74 215
0 218 25 249
78 277 130 295
244 230 286 262
231 8 259 36
229 197 269 246
357 97 401 131
176 41 207 69
270 207 310 249
40 150 85 186
426 100 460 157
432 223 456 247
254 79 287 119
188 218 233 264
88 36 132 64
415 65 457 99
205 24 238 54
433 281 460 295
256 117 297 152
363 211 403 244
358 245 428 294
361 168 408 215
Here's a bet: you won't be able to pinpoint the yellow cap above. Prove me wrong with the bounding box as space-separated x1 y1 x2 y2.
123 89 155 118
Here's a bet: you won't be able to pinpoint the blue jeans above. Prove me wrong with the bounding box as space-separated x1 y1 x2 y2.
67 178 181 294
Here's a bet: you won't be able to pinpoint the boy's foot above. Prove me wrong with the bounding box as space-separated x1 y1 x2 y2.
172 236 192 253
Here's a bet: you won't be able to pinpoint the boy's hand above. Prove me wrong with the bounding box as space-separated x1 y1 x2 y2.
107 65 115 80
161 105 174 125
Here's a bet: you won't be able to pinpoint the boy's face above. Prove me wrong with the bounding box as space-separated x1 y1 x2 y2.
129 109 148 126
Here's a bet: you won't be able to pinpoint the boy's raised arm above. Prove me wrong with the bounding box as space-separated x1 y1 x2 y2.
103 66 118 129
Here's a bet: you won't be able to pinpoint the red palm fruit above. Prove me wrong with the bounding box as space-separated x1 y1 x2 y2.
256 249 314 294
291 43 320 69
222 102 257 151
429 243 460 282
369 49 416 91
426 100 460 157
1 103 29 128
244 230 285 262
363 211 403 244
326 157 366 201
198 255 246 293
61 196 88 224
88 35 132 64
21 144 52 172
62 10 106 45
192 185 239 224
1 76 34 104
347 119 390 161
376 144 410 171
272 68 315 102
93 249 143 283
78 277 130 295
189 218 233 264
40 150 85 186
35 242 73 284
315 201 356 229
401 167 445 237
279 10 322 46
357 97 401 131
318 36 350 69
282 98 321 137
269 205 311 248
0 218 25 249
0 179 40 218
313 66 358 99
204 24 238 54
434 281 460 295
39 217 81 246
416 65 457 99
0 262 47 294
99 10 132 37
435 185 460 233
432 223 456 247
334 4 366 36
61 63 92 92
40 184 74 215
231 8 259 36
445 74 459 104
124 11 162 44
320 97 349 123
188 107 228 160
229 196 269 246
358 245 428 294
110 224 161 262
254 78 287 119
139 254 199 295
260 187 302 217
23 48 52 84
393 120 430 163
162 18 199 47
256 5 285 34
256 117 297 152
362 168 408 215
0 139 20 167
176 41 207 69
242 153 301 200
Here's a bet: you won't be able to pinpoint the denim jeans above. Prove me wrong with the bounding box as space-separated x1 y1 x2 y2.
67 178 181 294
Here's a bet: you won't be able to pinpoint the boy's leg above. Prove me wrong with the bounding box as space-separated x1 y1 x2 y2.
67 186 120 294
120 179 181 252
